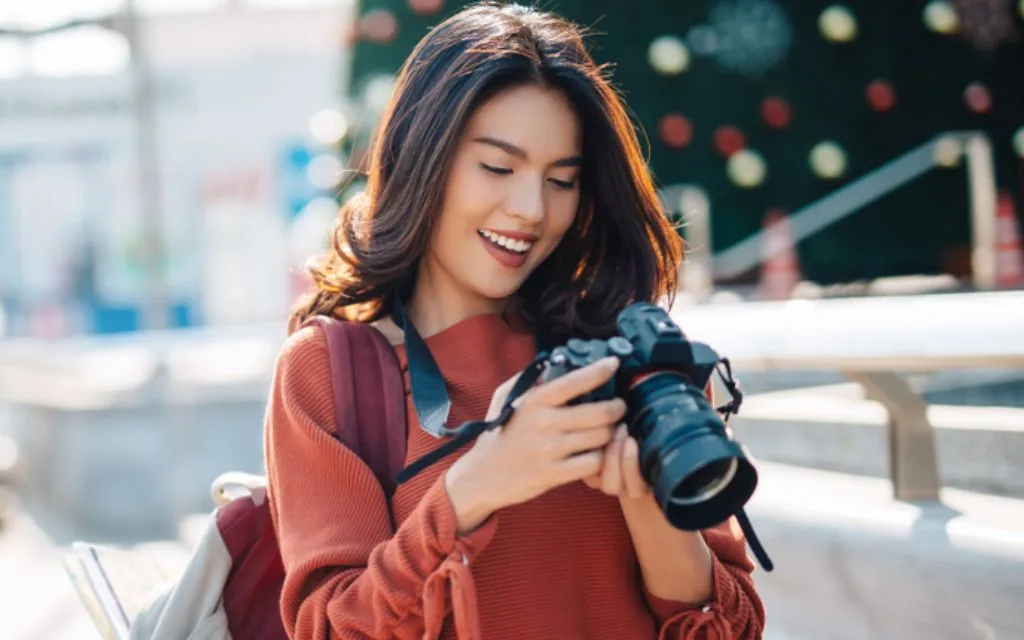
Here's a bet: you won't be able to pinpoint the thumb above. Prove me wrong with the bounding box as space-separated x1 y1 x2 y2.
486 372 523 421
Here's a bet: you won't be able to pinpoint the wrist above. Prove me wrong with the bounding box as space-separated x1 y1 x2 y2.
444 459 496 535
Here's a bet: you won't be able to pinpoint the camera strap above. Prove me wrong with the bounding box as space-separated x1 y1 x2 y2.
396 354 548 483
390 298 553 483
736 509 773 572
711 357 774 571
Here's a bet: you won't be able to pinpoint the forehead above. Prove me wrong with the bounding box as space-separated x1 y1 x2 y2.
462 84 582 158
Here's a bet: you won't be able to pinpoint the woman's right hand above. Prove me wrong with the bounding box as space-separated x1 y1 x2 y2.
444 357 626 533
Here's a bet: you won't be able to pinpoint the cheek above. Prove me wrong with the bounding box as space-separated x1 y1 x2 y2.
548 195 580 239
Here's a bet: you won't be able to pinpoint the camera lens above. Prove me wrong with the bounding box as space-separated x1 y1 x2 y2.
624 373 757 531
669 458 738 506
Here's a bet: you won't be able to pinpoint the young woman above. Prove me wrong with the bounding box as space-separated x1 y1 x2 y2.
266 3 765 639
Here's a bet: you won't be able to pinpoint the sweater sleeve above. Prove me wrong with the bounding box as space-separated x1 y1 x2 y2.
644 518 766 640
264 326 498 640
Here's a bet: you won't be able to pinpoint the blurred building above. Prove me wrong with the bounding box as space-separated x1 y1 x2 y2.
0 1 356 337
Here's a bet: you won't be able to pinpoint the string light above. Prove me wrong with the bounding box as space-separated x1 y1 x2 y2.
810 141 847 179
933 136 963 167
964 82 992 114
659 113 694 148
309 108 348 145
1012 127 1024 158
648 35 691 75
866 80 896 112
727 149 767 188
408 0 444 15
714 125 746 158
359 9 398 44
923 1 959 34
760 96 791 129
819 5 858 43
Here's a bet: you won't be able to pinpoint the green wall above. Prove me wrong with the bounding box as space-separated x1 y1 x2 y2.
345 0 1024 284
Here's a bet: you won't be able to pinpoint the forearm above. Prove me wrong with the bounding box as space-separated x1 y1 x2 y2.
281 474 497 639
619 493 713 604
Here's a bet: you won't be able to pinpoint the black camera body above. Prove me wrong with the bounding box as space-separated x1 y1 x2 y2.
543 302 757 531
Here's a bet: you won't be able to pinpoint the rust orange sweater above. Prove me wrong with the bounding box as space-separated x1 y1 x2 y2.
265 313 765 639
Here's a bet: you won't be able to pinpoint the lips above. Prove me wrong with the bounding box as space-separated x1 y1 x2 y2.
478 230 534 269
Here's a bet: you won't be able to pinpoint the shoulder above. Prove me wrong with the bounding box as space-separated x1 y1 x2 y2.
274 323 332 395
276 318 402 380
371 316 404 347
278 323 330 368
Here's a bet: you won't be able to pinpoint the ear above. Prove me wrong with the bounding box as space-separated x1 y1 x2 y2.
372 317 405 346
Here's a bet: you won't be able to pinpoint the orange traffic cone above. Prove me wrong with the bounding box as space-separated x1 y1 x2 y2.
996 192 1024 288
760 208 801 300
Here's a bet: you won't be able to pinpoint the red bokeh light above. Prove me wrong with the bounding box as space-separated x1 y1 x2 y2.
409 0 444 15
659 113 694 148
964 82 992 114
865 80 896 112
714 125 746 158
760 97 792 129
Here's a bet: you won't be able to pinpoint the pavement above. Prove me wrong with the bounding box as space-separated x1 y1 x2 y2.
0 510 106 640
0 505 798 640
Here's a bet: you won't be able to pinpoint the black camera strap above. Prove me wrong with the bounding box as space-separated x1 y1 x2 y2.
736 509 773 572
712 358 774 571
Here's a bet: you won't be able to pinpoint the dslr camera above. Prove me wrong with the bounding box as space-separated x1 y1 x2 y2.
543 302 756 532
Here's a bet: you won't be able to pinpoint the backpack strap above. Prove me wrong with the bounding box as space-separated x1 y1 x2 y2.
303 316 407 497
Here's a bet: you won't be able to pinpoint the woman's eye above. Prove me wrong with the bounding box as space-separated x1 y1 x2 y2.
480 163 512 175
548 178 577 190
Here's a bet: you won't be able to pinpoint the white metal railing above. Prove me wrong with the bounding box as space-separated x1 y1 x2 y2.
673 131 999 294
672 289 1024 501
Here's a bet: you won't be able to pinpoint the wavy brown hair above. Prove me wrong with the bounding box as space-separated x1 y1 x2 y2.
289 2 682 339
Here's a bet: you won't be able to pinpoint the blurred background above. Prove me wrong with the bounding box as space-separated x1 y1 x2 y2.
0 1 1022 638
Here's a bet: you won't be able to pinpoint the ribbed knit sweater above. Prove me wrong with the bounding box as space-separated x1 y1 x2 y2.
264 313 765 639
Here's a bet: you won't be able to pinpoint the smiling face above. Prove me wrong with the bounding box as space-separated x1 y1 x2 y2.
412 83 583 325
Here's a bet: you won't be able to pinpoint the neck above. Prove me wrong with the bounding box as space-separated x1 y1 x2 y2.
406 261 507 338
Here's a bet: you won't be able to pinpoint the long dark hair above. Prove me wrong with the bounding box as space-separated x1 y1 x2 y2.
289 2 682 338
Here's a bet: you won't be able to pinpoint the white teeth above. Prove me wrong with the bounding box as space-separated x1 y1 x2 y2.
480 230 533 254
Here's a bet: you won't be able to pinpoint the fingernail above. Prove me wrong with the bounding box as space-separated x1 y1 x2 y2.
603 357 620 371
616 424 628 440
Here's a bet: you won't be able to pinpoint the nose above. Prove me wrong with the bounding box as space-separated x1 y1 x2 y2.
506 175 545 226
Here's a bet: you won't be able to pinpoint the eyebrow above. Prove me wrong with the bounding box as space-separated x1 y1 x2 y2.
472 136 582 167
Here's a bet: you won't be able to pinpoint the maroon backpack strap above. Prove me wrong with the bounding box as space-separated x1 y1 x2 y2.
303 316 407 497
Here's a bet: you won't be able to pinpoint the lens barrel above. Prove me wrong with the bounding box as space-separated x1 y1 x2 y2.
625 372 757 531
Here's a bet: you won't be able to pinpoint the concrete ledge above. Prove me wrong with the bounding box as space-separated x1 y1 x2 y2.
731 384 1024 497
747 462 1024 640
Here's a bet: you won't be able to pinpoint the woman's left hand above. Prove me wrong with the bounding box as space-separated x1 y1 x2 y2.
583 424 651 500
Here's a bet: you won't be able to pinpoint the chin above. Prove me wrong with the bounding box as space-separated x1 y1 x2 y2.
476 284 522 303
470 274 528 303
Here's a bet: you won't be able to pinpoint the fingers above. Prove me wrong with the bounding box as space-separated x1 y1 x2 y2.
556 450 604 484
524 356 620 408
600 425 628 496
621 436 649 499
547 397 626 432
554 425 615 457
486 372 523 421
